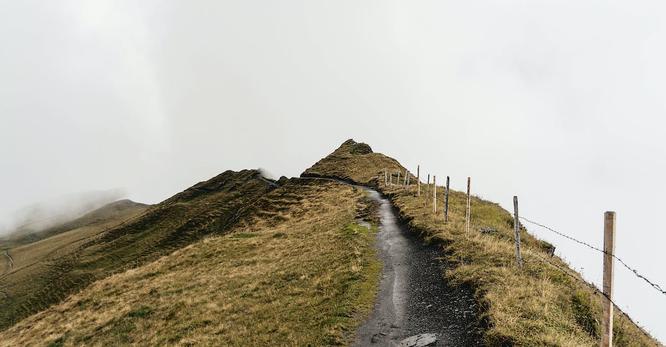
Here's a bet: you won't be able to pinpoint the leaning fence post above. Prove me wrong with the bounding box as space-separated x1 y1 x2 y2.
601 211 616 347
417 165 421 196
445 176 450 222
466 177 471 233
513 196 523 268
432 176 437 214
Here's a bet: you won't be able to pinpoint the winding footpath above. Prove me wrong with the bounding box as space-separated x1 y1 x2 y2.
3 250 14 273
353 188 483 347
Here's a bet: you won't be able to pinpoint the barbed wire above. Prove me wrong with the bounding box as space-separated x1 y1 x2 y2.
520 216 666 296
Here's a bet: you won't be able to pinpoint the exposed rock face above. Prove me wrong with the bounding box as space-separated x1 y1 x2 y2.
338 139 373 155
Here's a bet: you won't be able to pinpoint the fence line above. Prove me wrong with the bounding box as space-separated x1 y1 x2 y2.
520 216 666 296
382 170 665 297
381 168 662 345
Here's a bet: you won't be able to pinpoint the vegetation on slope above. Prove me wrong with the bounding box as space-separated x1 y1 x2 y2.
0 200 148 320
303 139 659 346
0 179 381 346
0 170 274 331
0 200 148 277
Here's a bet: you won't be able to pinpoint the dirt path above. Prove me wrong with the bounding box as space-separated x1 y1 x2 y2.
3 250 14 273
353 188 483 347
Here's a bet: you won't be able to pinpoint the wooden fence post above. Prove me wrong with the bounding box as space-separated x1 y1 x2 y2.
433 176 437 214
466 177 471 233
404 169 408 185
397 171 400 186
417 165 420 196
601 211 616 347
445 176 450 222
513 196 523 268
426 174 430 206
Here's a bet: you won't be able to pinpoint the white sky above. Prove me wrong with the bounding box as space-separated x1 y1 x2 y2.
1 0 665 342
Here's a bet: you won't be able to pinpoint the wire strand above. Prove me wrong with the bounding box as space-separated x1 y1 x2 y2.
520 216 666 296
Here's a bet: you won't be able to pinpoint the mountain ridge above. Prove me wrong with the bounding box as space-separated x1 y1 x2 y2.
0 139 660 346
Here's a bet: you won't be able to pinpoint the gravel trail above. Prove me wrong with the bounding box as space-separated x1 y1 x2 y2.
352 188 483 347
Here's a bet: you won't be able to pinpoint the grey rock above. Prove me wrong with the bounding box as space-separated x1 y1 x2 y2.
398 333 437 347
479 227 497 234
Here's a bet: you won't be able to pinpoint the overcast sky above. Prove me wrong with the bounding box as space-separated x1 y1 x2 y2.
1 0 665 341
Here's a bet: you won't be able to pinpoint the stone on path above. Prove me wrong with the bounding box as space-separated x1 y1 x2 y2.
398 333 437 347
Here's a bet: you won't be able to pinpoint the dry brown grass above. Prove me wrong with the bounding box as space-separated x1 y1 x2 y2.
0 170 273 331
0 180 381 346
0 202 147 328
385 185 659 346
303 139 660 346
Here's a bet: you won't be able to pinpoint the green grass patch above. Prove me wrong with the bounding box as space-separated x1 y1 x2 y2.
231 232 259 239
127 306 153 319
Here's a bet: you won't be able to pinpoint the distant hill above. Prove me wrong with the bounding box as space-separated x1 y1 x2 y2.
0 199 149 249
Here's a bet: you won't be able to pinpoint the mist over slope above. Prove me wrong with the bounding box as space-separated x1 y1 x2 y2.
0 199 148 249
0 189 126 238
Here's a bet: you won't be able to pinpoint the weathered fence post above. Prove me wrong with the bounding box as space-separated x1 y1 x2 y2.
445 176 450 222
404 169 408 186
426 174 430 205
384 169 388 186
513 196 523 268
466 177 471 233
397 171 400 187
425 174 431 206
417 165 421 196
432 176 437 214
601 212 616 347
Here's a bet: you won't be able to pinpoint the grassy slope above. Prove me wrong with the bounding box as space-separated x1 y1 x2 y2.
1 201 149 275
0 170 274 331
303 139 659 347
0 179 381 346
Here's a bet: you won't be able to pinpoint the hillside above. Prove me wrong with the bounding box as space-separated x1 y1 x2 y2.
0 178 380 346
0 200 148 277
0 170 274 331
0 139 660 346
303 140 659 346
